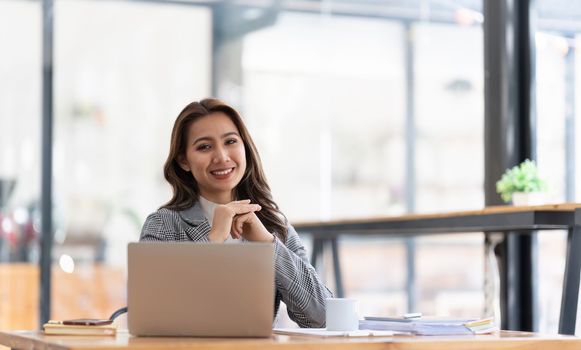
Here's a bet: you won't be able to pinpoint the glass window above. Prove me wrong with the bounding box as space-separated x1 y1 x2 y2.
414 19 484 317
415 22 484 212
243 13 406 221
0 0 41 330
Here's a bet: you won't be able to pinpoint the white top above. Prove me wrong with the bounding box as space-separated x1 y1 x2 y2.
199 196 240 244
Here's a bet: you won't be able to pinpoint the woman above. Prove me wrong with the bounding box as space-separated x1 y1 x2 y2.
140 98 332 328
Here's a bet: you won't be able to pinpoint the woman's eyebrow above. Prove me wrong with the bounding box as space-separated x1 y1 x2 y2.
193 132 239 145
193 136 212 145
221 131 240 138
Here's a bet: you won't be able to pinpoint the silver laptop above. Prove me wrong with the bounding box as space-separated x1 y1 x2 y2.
127 242 274 337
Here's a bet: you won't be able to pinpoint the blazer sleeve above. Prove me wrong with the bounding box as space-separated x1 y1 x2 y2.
273 224 333 328
140 211 176 241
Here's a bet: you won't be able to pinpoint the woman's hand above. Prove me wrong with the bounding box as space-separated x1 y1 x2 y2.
208 200 261 243
231 211 275 243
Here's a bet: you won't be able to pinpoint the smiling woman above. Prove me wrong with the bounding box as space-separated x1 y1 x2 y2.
139 98 333 328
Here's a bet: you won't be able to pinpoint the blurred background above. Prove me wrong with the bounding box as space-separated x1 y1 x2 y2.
0 0 579 334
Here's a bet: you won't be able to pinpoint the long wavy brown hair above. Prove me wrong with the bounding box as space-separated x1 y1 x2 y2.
162 98 288 240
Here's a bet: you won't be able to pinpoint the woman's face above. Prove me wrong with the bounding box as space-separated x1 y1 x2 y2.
179 112 247 203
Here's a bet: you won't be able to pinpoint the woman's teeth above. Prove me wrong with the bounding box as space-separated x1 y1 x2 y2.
211 168 233 176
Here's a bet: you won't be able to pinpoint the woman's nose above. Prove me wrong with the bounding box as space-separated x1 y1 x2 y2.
212 146 230 163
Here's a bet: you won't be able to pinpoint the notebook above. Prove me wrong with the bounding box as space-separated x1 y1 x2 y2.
43 322 117 336
127 242 274 337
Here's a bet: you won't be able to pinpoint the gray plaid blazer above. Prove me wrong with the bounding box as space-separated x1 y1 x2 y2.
139 202 333 328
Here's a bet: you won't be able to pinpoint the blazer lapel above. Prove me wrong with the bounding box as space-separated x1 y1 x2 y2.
178 201 211 241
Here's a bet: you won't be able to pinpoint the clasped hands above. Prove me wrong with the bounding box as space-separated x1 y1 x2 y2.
207 199 275 243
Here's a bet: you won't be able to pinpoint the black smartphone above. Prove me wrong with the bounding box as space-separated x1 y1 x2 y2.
62 318 113 326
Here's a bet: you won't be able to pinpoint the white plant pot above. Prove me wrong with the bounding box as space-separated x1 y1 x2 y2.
511 192 545 206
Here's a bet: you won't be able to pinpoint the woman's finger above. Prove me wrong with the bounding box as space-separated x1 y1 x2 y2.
230 230 241 239
232 214 244 235
230 221 240 238
231 213 249 238
236 219 244 235
232 199 251 204
230 221 238 237
231 203 261 215
232 213 254 235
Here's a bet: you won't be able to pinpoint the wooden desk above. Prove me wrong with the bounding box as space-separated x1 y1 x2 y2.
1 330 581 350
294 204 581 335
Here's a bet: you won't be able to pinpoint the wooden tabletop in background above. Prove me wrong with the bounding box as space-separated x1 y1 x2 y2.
294 203 581 228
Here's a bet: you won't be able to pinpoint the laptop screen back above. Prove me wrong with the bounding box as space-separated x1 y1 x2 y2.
128 242 274 337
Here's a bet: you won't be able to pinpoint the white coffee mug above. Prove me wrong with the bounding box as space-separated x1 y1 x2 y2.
325 298 359 331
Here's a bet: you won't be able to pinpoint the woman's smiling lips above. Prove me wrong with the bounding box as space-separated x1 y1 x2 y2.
209 167 235 179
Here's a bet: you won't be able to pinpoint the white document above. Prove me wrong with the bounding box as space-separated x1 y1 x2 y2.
359 317 492 336
273 328 397 337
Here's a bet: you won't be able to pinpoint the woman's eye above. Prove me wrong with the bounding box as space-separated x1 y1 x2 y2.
225 139 238 145
196 144 211 151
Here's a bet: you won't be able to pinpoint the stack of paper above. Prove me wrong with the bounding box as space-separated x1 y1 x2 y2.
359 316 496 336
464 318 498 334
273 328 397 337
43 321 117 336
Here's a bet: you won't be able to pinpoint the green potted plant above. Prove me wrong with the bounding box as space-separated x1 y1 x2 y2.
496 159 547 205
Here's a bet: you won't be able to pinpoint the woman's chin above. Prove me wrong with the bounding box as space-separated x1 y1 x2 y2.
208 182 238 195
